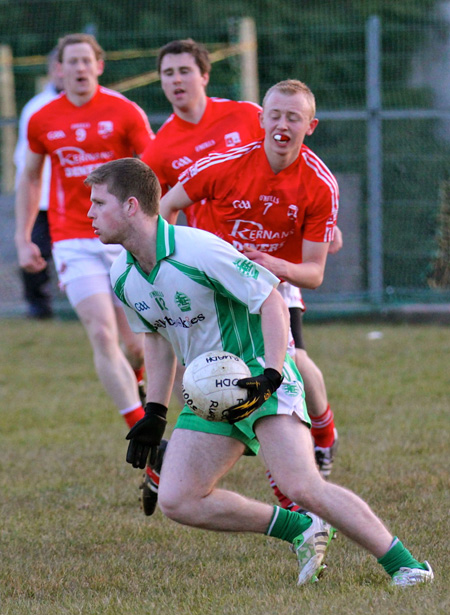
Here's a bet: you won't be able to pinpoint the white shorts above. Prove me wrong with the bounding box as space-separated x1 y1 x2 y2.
277 282 303 356
278 281 305 310
52 238 124 307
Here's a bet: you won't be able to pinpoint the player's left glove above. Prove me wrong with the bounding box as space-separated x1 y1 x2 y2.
125 402 167 469
223 368 284 424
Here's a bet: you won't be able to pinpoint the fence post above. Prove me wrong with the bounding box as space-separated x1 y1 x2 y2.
366 16 384 304
0 44 17 194
238 17 259 104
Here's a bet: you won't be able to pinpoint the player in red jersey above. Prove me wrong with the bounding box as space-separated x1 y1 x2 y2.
160 78 341 509
140 39 265 512
15 33 154 428
139 39 339 517
141 38 264 229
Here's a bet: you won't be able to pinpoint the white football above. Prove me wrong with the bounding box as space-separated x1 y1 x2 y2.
182 350 251 422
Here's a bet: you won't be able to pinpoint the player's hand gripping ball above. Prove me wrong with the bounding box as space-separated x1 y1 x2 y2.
182 350 251 422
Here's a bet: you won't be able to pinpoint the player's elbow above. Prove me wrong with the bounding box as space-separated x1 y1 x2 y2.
303 270 324 289
310 272 324 289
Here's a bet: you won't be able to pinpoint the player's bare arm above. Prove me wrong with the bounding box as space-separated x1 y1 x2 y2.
328 225 343 255
160 182 194 225
125 330 176 469
15 148 47 272
243 239 329 290
143 331 177 407
259 288 290 373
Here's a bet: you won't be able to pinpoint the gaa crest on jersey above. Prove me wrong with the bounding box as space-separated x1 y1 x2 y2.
224 132 241 147
281 381 303 397
134 300 150 312
98 121 114 137
47 130 66 141
233 258 259 280
175 291 191 312
232 199 251 210
287 204 298 220
172 156 193 170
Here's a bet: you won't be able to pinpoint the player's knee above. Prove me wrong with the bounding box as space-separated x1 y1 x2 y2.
277 474 326 511
158 485 194 523
90 322 118 353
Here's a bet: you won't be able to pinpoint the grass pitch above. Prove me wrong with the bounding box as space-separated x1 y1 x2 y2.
0 318 448 615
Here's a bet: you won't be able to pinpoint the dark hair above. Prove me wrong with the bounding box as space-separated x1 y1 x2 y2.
85 158 161 217
57 33 104 62
157 38 211 75
262 79 316 118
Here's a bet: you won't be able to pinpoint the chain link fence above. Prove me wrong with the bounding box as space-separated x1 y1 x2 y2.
1 0 449 317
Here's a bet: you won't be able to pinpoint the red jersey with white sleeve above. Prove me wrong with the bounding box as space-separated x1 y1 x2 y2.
27 86 153 242
141 96 263 226
178 139 339 265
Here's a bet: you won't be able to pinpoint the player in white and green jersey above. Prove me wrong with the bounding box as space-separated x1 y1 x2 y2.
110 215 309 453
84 158 433 588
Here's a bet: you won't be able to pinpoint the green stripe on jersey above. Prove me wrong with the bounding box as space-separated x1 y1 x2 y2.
214 295 264 361
167 258 245 303
167 258 265 359
113 264 156 330
113 265 132 305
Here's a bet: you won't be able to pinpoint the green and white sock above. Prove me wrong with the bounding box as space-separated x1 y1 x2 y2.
265 505 313 543
378 537 428 576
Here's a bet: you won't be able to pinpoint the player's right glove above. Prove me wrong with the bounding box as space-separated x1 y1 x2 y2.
125 402 167 469
223 368 284 424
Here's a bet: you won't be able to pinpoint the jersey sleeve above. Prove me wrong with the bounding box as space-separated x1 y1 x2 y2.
193 231 280 314
122 302 157 333
177 152 233 203
302 182 339 243
27 110 47 156
110 253 158 334
125 102 155 157
141 140 170 196
297 149 340 244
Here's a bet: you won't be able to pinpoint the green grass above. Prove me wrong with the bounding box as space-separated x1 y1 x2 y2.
0 319 448 615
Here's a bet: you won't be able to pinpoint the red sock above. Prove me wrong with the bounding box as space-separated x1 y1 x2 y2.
310 405 335 448
121 404 145 428
134 366 145 384
265 470 303 511
146 465 160 484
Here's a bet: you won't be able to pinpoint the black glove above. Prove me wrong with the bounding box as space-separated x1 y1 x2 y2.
223 368 284 424
126 402 167 469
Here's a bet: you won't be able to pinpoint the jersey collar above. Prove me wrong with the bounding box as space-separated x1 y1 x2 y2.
155 215 175 261
125 216 175 282
172 96 212 130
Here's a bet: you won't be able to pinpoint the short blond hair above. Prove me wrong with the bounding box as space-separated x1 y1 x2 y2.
262 79 316 118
